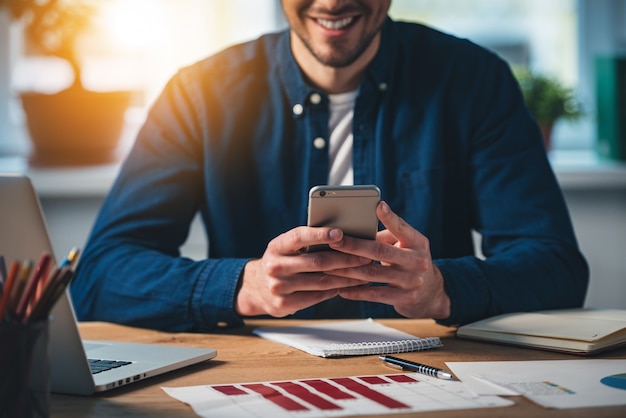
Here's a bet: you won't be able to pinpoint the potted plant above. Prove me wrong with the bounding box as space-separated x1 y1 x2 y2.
0 0 133 166
513 68 581 151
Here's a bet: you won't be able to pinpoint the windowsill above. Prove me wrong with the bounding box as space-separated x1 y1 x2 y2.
1 149 626 198
549 150 626 190
0 155 121 198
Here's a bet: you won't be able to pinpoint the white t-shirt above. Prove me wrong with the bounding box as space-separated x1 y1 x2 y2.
327 90 358 186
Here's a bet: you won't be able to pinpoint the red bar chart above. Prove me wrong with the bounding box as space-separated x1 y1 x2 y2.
164 373 514 417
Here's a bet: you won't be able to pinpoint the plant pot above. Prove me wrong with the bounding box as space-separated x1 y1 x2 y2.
540 123 554 152
20 87 133 166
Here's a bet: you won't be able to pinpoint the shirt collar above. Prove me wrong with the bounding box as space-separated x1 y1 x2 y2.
275 30 320 118
362 17 396 94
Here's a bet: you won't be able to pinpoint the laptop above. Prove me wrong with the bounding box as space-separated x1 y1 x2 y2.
0 173 217 395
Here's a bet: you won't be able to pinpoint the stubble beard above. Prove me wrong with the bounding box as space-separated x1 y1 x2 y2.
297 29 379 68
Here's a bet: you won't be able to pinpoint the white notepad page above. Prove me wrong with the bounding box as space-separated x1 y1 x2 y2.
253 318 442 357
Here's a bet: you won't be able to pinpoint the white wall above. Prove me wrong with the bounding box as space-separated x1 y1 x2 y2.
39 196 207 264
564 189 626 309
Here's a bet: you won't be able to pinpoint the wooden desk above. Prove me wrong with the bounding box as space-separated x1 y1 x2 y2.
52 319 626 417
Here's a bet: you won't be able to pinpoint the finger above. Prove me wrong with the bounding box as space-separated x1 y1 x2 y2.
376 229 397 245
265 289 340 317
269 226 343 255
299 249 372 273
327 261 421 288
376 201 425 248
271 271 370 294
329 233 406 267
338 283 407 304
262 248 372 279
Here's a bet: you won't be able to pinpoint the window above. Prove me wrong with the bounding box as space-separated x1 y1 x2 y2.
0 0 285 158
389 0 588 151
0 0 621 160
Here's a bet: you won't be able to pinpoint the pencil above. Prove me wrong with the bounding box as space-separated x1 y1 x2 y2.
0 261 20 322
0 255 6 290
27 266 74 322
15 252 52 321
6 260 33 317
60 247 81 269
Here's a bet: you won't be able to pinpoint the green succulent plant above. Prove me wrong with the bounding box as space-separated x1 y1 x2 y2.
513 67 582 126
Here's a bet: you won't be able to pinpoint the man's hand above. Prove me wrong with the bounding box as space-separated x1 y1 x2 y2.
235 227 372 317
330 201 451 320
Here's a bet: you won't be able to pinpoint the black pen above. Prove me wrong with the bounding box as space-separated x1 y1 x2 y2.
379 355 454 380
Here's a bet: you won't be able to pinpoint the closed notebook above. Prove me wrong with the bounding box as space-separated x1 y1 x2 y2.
253 318 442 358
456 308 626 355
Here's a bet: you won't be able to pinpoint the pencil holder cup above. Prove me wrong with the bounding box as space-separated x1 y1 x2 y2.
0 319 50 418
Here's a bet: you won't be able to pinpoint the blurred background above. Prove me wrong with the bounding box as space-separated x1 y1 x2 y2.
1 0 623 159
0 0 624 308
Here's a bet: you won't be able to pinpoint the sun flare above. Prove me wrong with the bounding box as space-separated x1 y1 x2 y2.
99 0 168 50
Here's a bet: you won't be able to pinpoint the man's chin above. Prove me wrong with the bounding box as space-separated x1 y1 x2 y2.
313 49 360 68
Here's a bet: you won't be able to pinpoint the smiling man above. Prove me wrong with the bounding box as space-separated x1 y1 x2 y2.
71 0 588 332
284 0 390 92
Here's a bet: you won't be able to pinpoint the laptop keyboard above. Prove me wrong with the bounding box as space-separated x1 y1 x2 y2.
88 358 132 374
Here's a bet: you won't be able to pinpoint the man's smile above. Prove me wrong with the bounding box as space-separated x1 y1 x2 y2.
316 16 356 30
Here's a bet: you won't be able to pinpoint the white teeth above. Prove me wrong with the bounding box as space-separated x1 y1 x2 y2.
316 17 354 30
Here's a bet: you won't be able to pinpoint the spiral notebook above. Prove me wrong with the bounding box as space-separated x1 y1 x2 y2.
253 318 442 357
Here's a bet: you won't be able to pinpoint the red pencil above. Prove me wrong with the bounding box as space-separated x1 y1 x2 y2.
15 252 52 321
0 261 20 322
28 266 73 322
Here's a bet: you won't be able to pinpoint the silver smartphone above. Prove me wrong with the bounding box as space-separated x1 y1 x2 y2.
306 185 381 252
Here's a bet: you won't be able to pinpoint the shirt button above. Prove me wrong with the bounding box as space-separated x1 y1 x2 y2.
310 93 322 105
313 137 326 149
379 82 388 91
292 103 304 116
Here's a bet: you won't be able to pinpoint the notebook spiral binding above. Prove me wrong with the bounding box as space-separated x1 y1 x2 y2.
323 337 443 357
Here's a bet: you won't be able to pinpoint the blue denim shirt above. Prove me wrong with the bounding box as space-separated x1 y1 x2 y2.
71 18 588 332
